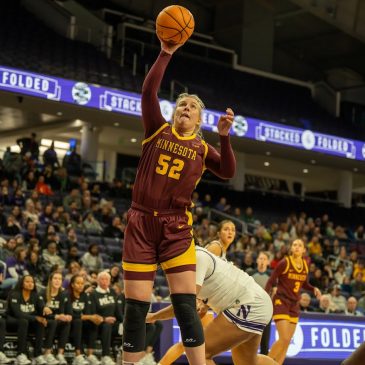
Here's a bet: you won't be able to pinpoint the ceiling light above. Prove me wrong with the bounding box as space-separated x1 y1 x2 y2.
56 112 63 116
310 159 316 164
353 168 358 172
130 138 137 143
303 168 309 173
265 151 271 156
264 161 270 167
114 122 120 127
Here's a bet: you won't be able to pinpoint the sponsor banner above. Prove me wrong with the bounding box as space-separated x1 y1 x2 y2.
1 65 365 161
172 313 365 361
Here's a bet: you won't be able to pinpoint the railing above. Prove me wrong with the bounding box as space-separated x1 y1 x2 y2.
207 208 248 236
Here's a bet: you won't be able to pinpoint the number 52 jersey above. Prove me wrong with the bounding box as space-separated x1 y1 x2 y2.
133 122 229 210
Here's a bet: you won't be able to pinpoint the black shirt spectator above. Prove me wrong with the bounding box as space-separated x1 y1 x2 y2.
43 142 59 168
103 216 125 239
17 133 39 159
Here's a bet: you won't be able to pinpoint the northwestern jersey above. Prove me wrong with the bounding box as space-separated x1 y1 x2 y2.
195 247 264 314
41 290 70 318
132 50 236 211
265 256 314 302
89 287 124 321
67 292 92 319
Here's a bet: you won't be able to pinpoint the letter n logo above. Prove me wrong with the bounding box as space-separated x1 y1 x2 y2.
236 305 251 319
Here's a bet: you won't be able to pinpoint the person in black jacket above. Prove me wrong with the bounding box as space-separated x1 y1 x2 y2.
6 275 46 365
87 272 124 365
68 274 101 365
42 271 72 365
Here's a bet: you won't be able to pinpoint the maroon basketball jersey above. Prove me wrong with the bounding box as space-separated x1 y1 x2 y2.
267 256 310 302
132 123 208 210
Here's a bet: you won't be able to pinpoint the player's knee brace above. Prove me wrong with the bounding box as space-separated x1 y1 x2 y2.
170 293 204 347
122 298 150 352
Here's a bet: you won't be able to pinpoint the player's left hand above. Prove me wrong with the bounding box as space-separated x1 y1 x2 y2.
146 313 156 323
218 108 234 136
314 287 321 299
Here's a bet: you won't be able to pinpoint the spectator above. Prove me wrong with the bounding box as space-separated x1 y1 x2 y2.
299 293 316 312
23 199 40 225
83 212 103 235
43 142 59 168
81 244 103 272
329 285 347 312
103 216 125 239
6 275 46 365
23 171 38 191
63 148 82 177
35 176 54 196
350 272 365 296
66 246 81 266
317 294 337 314
88 271 124 365
344 297 363 316
0 238 17 261
63 189 82 211
334 264 347 285
17 132 39 159
252 251 271 355
108 265 122 286
215 197 230 212
67 275 95 365
243 206 255 224
3 246 29 288
42 271 71 365
42 241 66 274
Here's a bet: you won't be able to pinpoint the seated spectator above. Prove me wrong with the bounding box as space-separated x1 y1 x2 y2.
317 294 338 314
63 189 82 211
13 187 25 207
351 272 365 296
40 204 55 226
2 215 21 236
81 244 103 273
103 216 125 239
42 241 66 275
0 238 17 262
67 274 100 365
299 292 316 312
3 246 29 289
215 197 230 212
35 176 54 196
6 275 46 365
329 285 347 312
354 225 364 240
344 296 363 316
83 212 103 235
90 184 101 202
353 260 365 282
11 205 24 226
108 265 122 286
108 179 129 199
0 186 13 205
26 251 45 288
23 171 37 191
42 271 72 365
309 268 326 292
334 264 347 285
341 276 353 296
88 271 125 365
53 168 71 193
62 227 79 250
243 206 255 224
63 261 81 289
23 199 40 225
24 221 42 243
66 246 81 266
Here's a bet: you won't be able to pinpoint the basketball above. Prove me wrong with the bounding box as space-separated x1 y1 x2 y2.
156 5 195 45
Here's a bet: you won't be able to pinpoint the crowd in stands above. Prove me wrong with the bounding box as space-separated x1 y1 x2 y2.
0 133 365 364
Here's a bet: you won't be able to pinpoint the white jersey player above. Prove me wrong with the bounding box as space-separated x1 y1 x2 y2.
148 247 275 365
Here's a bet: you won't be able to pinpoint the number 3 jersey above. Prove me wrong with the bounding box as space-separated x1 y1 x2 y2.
265 256 314 302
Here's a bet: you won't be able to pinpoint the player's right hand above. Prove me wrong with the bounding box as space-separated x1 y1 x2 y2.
158 35 184 55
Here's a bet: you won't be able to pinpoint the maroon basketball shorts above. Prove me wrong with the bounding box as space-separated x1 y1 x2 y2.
122 205 196 280
272 294 300 323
